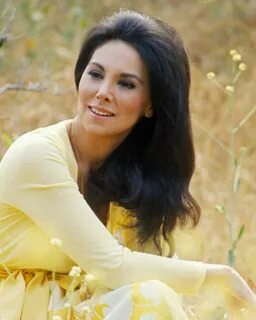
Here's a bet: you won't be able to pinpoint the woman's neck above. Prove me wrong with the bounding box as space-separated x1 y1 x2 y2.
69 117 123 171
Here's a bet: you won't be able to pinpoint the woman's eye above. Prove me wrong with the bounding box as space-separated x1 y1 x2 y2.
118 79 135 89
88 70 102 79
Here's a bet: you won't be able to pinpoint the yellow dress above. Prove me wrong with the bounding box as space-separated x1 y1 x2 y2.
0 120 206 319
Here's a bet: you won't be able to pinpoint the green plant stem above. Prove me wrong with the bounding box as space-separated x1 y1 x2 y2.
227 93 237 267
232 104 256 134
192 116 232 157
212 78 227 94
232 70 241 84
66 277 77 319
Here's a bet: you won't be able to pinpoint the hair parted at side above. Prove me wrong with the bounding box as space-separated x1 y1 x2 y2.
74 9 200 254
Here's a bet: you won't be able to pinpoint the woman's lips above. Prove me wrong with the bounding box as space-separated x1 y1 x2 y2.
88 106 115 117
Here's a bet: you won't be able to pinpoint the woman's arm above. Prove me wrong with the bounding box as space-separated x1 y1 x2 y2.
203 264 256 313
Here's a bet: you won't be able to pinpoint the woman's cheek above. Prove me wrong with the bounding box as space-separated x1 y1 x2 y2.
79 83 95 102
123 94 146 115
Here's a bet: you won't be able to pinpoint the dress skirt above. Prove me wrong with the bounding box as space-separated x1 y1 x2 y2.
0 269 189 320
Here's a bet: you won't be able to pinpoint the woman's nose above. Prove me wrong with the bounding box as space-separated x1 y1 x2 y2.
96 82 113 102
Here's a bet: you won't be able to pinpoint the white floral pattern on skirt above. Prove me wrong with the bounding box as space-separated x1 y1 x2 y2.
72 280 189 320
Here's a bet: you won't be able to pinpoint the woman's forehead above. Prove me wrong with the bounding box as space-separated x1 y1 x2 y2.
88 40 148 78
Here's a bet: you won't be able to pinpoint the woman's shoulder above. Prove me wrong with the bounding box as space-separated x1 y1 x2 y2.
13 119 71 149
0 120 78 203
2 120 71 159
0 119 76 177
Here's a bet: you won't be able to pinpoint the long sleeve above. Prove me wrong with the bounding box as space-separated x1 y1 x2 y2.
0 129 206 295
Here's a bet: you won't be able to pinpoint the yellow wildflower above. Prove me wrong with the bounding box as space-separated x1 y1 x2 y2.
225 85 235 93
239 63 247 71
232 53 242 61
69 265 82 277
229 49 237 56
207 72 216 80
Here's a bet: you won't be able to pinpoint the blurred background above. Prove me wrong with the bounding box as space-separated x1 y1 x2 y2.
0 0 255 316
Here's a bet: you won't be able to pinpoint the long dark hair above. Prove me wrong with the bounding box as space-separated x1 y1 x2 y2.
74 10 200 253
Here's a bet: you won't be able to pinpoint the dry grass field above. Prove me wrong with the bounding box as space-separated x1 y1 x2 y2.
0 0 255 318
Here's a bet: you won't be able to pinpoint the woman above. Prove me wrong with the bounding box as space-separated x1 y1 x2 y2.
0 9 255 320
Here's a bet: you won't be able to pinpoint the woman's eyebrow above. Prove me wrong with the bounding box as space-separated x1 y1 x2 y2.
89 62 144 84
120 72 144 84
89 62 104 70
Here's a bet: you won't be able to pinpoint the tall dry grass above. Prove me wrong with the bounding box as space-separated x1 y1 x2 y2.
0 0 255 317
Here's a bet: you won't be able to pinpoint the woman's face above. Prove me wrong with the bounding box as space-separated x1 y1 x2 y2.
77 40 151 141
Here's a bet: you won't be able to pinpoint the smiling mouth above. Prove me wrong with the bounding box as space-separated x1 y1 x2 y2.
88 106 115 117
